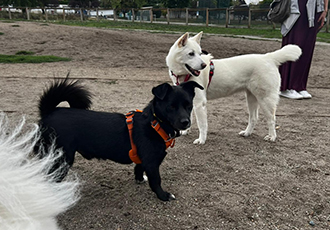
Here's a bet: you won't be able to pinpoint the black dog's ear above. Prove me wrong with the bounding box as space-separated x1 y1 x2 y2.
180 81 204 95
152 83 173 100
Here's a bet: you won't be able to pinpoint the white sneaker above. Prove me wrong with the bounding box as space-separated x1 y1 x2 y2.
280 89 303 99
298 90 312 99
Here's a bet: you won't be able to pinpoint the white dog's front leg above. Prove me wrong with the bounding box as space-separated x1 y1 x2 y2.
193 98 208 145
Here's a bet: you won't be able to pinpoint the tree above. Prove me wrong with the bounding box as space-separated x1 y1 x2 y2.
68 0 99 7
120 0 147 9
0 0 60 7
218 0 231 7
161 0 191 8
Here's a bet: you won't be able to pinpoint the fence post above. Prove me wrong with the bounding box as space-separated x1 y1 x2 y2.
132 8 135 22
272 22 276 30
80 8 83 21
45 8 48 21
185 8 189 26
150 8 153 23
8 7 12 19
167 8 170 25
96 8 99 21
225 8 229 28
63 8 65 21
248 8 251 28
206 8 209 27
26 7 30 20
114 9 117 21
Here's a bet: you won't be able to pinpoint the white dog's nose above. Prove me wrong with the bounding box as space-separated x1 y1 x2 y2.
201 63 207 69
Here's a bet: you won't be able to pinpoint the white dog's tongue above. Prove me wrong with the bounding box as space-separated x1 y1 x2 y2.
193 70 200 76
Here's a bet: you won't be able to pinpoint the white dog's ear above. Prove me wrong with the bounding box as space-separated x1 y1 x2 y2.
191 31 203 45
177 32 189 48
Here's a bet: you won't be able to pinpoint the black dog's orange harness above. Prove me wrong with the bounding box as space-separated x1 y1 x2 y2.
125 110 175 164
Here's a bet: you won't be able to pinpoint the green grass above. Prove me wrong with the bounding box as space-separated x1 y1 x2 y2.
2 17 330 42
0 54 71 63
15 50 35 55
55 20 330 43
57 20 282 39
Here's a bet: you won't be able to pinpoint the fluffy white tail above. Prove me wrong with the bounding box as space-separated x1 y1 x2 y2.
0 113 80 230
266 44 302 66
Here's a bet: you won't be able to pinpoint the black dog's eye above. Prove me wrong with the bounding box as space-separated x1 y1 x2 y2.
188 52 194 56
183 101 192 110
167 105 175 111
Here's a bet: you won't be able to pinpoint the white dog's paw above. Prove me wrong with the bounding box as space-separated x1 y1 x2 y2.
136 175 148 184
180 129 190 136
193 138 206 145
239 130 251 137
264 135 276 142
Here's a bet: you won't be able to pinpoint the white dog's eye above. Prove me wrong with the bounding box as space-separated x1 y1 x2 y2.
188 52 194 56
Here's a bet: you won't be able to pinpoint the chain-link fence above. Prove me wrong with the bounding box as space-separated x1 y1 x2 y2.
0 6 329 32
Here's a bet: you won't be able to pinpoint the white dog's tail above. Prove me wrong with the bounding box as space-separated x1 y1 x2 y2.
0 113 80 230
265 44 302 66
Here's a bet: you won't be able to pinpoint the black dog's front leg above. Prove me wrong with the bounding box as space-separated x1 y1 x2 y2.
144 164 175 201
134 164 147 184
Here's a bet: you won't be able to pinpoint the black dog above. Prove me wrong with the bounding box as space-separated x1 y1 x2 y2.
37 78 203 201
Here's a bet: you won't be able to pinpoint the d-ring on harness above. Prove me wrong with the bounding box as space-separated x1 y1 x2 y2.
125 110 176 164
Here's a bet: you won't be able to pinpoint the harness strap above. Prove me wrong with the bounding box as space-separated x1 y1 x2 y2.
125 110 176 164
126 110 143 164
208 61 214 88
151 120 175 149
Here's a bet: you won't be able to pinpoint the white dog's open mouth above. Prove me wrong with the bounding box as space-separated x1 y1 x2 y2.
185 64 200 76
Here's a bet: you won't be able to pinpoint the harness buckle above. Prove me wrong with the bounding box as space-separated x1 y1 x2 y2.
126 117 133 125
151 120 159 129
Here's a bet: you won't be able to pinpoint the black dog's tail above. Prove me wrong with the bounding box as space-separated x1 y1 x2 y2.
39 76 92 119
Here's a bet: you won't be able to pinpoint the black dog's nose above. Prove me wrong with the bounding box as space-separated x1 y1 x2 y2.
201 63 207 69
180 118 190 128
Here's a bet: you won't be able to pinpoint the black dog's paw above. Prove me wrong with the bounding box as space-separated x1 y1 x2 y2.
158 192 176 201
168 193 176 200
136 175 148 184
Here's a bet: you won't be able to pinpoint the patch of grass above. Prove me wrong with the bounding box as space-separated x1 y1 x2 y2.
15 50 35 55
105 80 117 85
56 20 282 39
0 54 71 63
55 20 330 43
0 32 3 35
0 20 15 23
11 25 20 27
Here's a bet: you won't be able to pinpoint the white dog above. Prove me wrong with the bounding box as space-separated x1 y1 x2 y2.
166 32 302 144
0 113 80 230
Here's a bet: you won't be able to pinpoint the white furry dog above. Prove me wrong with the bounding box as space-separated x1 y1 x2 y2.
0 113 80 230
166 32 302 144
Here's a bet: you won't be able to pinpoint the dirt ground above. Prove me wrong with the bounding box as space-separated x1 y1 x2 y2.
1 21 330 230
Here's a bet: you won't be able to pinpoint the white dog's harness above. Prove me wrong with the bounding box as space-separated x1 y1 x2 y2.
172 61 214 88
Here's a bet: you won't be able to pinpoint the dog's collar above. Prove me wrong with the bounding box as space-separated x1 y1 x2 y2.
171 61 214 88
171 71 191 86
125 110 176 164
